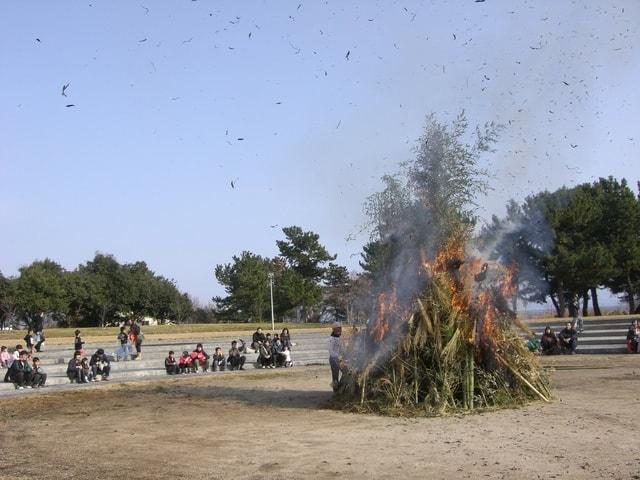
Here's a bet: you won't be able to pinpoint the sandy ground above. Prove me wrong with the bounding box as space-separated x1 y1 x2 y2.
0 355 639 480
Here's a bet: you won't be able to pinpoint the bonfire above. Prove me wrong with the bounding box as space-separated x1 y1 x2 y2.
336 230 551 416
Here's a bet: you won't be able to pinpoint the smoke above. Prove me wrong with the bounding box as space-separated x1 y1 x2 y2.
348 114 561 370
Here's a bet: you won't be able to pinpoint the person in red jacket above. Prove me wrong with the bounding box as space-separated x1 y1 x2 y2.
190 343 210 372
178 351 192 374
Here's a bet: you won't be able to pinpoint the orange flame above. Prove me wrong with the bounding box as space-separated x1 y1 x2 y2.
371 287 397 342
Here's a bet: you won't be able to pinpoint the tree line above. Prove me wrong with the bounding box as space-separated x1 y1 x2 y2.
0 253 195 328
476 177 640 316
213 226 352 322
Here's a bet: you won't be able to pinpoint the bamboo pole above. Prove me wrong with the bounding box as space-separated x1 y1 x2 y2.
496 355 550 403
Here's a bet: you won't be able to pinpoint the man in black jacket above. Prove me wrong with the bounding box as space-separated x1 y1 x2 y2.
89 348 111 381
559 322 578 354
8 350 33 389
251 328 266 351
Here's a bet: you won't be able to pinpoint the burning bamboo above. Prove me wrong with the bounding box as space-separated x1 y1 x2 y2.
334 235 550 416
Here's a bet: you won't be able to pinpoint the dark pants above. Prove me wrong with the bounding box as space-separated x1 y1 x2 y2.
166 365 179 375
35 332 45 352
560 338 577 354
329 356 340 390
68 370 82 383
12 371 33 388
228 355 245 370
92 365 111 379
274 353 286 367
260 355 272 367
212 359 226 371
32 373 47 387
135 340 142 354
179 365 190 374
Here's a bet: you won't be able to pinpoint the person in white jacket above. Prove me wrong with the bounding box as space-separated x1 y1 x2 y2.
328 321 343 392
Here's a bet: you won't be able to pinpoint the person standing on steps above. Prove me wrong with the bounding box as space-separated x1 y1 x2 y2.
130 319 144 360
328 321 343 392
33 311 46 352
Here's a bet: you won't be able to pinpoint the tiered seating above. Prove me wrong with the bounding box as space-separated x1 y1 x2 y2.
0 331 330 393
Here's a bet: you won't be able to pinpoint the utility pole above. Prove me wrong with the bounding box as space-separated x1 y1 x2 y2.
268 272 275 332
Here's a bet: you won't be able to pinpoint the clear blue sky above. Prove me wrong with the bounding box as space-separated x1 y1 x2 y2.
1 1 638 303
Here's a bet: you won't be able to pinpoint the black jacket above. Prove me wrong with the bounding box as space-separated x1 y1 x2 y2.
252 332 266 345
559 327 577 342
90 353 110 367
67 358 81 375
9 360 32 376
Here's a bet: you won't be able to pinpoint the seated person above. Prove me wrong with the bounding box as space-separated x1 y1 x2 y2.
67 351 83 383
540 326 560 355
165 350 179 374
271 334 286 367
31 357 47 388
227 340 246 370
179 350 192 374
8 350 33 389
252 328 266 351
627 320 640 353
80 358 92 383
558 322 578 354
281 346 293 367
190 343 210 372
526 333 540 353
211 347 226 371
89 348 111 381
259 340 273 368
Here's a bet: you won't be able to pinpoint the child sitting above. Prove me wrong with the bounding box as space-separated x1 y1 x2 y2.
0 346 10 369
31 357 47 388
190 343 210 373
165 351 179 375
178 351 192 374
80 357 92 383
282 346 293 367
211 347 226 371
11 344 22 364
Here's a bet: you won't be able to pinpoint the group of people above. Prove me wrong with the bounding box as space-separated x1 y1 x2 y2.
529 322 579 355
66 348 111 383
164 340 249 374
163 329 296 374
1 345 47 389
251 327 294 368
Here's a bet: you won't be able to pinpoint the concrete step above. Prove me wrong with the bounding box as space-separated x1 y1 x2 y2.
0 356 329 393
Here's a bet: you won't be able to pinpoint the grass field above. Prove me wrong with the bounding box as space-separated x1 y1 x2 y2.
0 321 326 345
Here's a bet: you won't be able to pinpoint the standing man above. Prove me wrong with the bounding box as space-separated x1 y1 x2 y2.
130 319 143 360
571 299 584 333
34 311 45 352
328 321 343 392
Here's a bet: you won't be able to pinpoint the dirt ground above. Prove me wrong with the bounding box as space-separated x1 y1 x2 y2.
1 355 639 480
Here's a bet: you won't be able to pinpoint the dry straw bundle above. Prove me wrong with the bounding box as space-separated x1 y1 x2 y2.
335 235 550 416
